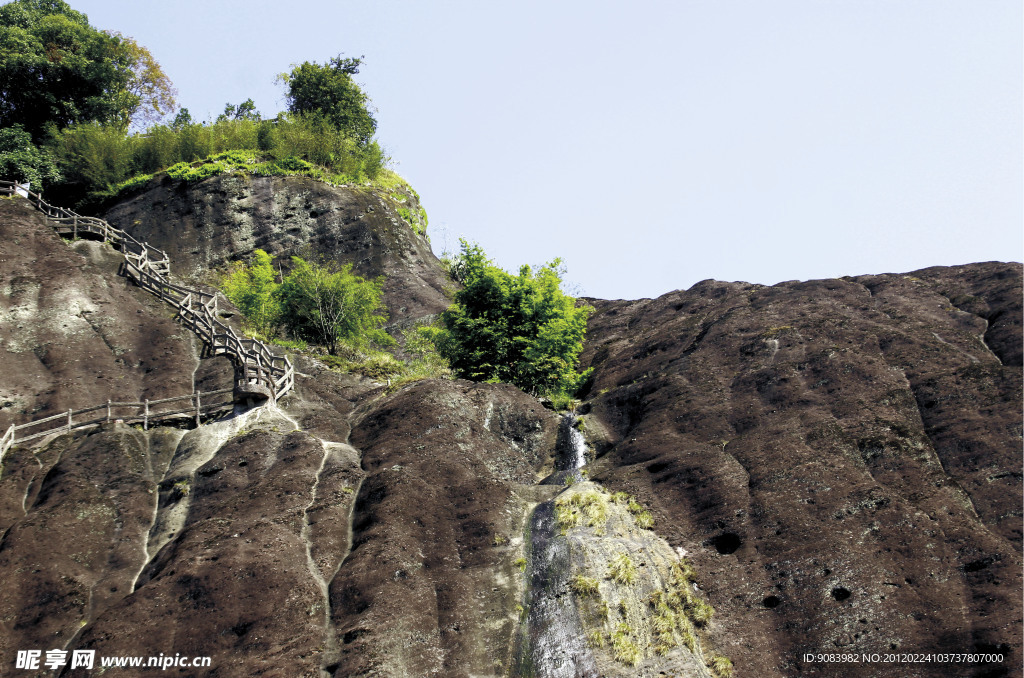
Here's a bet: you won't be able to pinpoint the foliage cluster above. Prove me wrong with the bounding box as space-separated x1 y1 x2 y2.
0 0 174 139
607 552 637 585
222 250 450 387
222 248 389 356
646 557 723 668
569 575 600 598
1 1 389 214
555 488 609 535
49 115 389 206
432 240 592 400
0 125 61 186
280 55 376 146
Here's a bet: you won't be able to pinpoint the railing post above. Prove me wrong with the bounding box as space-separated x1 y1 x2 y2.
195 392 201 427
107 399 112 422
73 215 77 239
67 408 73 433
144 399 149 430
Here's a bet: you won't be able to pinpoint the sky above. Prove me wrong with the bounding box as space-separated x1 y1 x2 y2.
66 0 1022 300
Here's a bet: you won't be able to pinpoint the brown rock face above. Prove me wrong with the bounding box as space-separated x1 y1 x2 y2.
2 187 1020 678
578 263 1022 678
102 174 450 331
0 198 218 431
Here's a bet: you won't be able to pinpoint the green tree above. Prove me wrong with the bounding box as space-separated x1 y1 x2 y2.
217 98 259 123
277 256 389 354
222 249 281 337
435 240 592 396
170 107 192 130
280 55 376 146
0 124 60 187
0 0 145 139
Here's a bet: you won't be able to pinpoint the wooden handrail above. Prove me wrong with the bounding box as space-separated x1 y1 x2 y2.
0 388 235 459
0 179 294 403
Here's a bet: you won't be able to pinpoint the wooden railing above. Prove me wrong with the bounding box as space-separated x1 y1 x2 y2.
1 388 234 460
0 179 294 402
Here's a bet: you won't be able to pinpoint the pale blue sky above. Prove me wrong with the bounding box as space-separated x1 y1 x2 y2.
68 0 1022 300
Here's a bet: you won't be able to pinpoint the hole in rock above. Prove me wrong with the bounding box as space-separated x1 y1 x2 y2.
762 595 780 609
709 532 742 555
831 587 851 601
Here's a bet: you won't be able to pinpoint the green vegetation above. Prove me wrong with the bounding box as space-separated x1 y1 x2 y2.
554 488 609 535
277 256 390 354
0 0 394 212
569 575 600 598
607 552 637 585
0 0 174 139
514 557 527 572
431 240 592 400
0 125 61 186
585 629 606 649
222 250 450 386
280 55 376 146
611 623 642 666
51 116 391 208
222 249 281 337
222 248 388 355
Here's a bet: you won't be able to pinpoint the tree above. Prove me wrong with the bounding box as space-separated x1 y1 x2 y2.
107 31 177 130
280 55 376 145
0 1 175 139
217 98 259 123
0 124 60 187
170 107 192 130
276 256 389 355
435 240 592 396
222 249 281 338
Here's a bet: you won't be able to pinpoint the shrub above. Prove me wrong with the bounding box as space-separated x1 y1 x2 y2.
611 624 641 666
431 239 592 399
709 655 734 677
0 125 61 188
219 250 390 357
222 249 281 337
277 256 389 355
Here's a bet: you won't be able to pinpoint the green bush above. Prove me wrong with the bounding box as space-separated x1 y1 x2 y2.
569 575 600 598
222 249 281 337
276 255 390 355
430 239 592 400
607 552 637 585
220 249 389 356
0 125 60 187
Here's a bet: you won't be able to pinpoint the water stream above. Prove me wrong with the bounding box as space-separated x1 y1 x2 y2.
514 412 598 677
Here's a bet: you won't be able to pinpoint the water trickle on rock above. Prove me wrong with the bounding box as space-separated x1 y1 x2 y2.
565 414 587 473
514 412 598 677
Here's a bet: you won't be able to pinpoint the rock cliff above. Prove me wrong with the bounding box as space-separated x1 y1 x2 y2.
103 174 450 332
0 181 1020 678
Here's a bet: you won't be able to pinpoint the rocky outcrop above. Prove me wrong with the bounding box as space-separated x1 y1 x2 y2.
0 198 229 431
578 263 1022 677
102 174 450 332
1 185 1020 677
